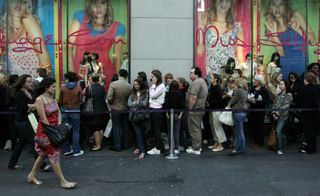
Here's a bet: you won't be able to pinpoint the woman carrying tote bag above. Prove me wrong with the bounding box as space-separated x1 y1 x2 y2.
228 78 248 156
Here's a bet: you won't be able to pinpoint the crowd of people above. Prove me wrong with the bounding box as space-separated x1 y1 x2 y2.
0 51 320 189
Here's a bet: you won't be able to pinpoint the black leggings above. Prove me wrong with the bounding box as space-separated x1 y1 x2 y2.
8 121 47 168
150 109 164 151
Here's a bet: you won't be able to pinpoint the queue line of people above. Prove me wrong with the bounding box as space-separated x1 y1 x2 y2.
0 62 319 189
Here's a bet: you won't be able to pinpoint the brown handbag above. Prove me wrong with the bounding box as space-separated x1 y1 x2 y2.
267 128 277 150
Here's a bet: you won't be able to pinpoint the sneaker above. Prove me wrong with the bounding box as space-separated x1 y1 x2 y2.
174 149 180 154
178 146 185 151
299 149 306 154
187 146 202 152
147 147 161 155
186 148 201 155
8 164 24 170
4 140 12 151
212 146 224 152
277 150 283 155
73 150 84 157
63 149 73 156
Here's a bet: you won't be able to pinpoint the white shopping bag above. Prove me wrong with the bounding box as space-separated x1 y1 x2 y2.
104 120 112 138
28 113 38 133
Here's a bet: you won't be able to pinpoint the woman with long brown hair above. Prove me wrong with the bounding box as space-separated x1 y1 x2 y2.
128 78 149 159
8 74 49 171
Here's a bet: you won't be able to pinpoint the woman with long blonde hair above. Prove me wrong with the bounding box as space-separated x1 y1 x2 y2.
3 0 51 77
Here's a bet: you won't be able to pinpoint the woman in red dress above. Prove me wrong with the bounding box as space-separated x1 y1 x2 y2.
27 77 76 189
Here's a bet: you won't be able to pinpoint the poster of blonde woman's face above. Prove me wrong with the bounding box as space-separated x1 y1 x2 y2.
9 0 33 16
90 0 108 19
268 0 286 18
215 0 232 12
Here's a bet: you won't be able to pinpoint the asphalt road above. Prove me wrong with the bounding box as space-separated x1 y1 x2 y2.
0 140 320 196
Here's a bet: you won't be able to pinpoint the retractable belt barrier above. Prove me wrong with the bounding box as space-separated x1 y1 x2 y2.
0 107 320 115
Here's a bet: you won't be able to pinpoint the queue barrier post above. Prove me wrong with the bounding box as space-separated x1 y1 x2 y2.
165 108 178 160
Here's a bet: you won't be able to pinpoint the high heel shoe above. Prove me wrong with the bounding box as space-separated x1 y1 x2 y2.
60 182 77 189
27 177 43 185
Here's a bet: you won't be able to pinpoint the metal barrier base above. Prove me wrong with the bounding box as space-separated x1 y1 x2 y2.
165 154 178 160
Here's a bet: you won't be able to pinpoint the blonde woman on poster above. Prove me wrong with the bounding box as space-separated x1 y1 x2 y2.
264 0 315 78
68 0 126 89
4 0 51 78
197 0 244 75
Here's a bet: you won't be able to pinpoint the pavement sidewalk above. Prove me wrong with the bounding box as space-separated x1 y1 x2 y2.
0 141 320 196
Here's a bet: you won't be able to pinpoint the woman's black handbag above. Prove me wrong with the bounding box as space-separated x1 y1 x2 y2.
43 123 72 148
83 87 94 113
129 106 150 122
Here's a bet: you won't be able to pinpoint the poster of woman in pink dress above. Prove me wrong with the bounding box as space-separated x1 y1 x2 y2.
67 0 128 89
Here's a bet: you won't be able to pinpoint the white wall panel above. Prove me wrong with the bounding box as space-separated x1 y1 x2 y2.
130 0 194 81
131 0 193 18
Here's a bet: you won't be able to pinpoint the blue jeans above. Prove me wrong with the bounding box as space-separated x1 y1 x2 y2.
62 112 81 153
233 112 247 152
131 121 146 153
111 112 130 150
275 119 287 151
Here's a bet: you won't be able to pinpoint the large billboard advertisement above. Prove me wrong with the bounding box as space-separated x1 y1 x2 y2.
257 0 319 79
0 0 129 88
195 0 319 80
195 0 252 77
0 0 55 78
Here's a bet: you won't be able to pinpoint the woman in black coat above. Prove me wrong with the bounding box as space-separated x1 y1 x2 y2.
7 74 49 170
299 73 320 154
248 75 269 148
84 74 109 151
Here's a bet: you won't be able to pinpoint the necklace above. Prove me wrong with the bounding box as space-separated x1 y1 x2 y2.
42 93 53 102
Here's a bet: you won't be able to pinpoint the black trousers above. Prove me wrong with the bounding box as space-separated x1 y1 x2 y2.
150 110 164 151
249 111 265 146
8 121 47 168
303 122 317 154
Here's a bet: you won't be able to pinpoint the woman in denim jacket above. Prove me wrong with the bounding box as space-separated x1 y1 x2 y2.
272 79 293 155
